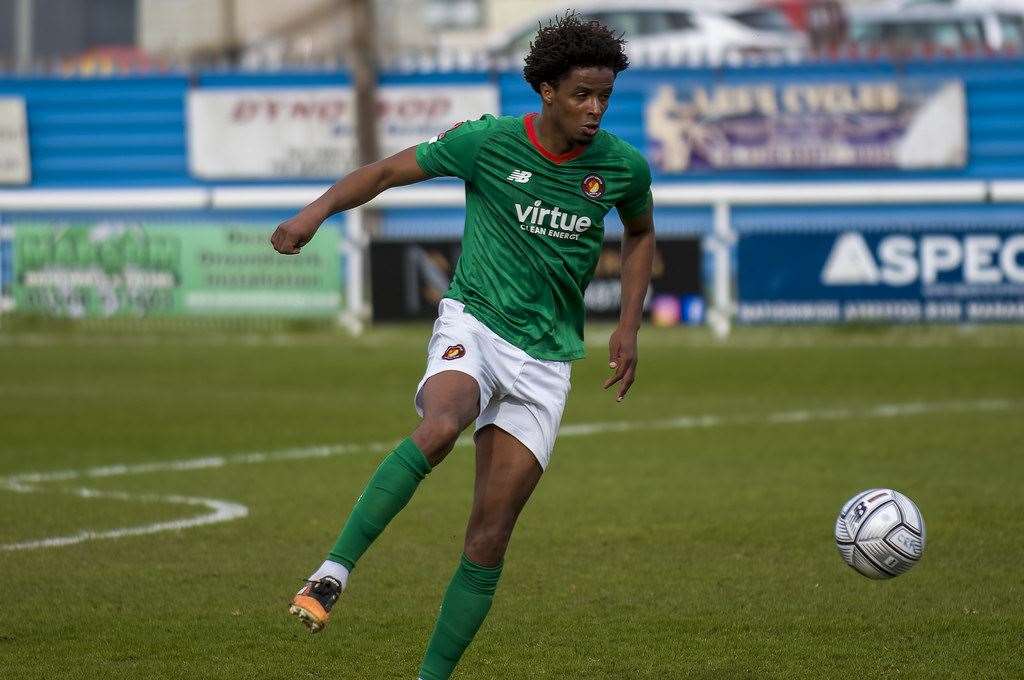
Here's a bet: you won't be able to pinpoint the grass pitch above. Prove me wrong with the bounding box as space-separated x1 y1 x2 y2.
1 323 1022 680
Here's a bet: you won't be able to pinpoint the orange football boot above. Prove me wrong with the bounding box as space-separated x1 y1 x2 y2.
288 576 343 633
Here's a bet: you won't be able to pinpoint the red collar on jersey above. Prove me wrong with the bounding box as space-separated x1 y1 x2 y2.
523 113 588 164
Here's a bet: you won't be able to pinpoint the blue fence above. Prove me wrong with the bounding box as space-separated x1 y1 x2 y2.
0 233 10 294
2 59 1021 310
503 58 1024 182
0 75 189 186
732 203 1024 233
1 56 1023 187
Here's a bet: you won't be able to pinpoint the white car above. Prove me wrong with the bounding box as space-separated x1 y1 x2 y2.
487 2 808 65
849 4 1024 52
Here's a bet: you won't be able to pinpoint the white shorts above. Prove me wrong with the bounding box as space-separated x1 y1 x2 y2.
415 298 571 470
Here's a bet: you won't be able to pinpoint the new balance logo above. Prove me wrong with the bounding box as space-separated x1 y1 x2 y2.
506 170 532 183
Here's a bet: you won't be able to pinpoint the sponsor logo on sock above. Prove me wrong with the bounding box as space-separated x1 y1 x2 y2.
442 344 466 360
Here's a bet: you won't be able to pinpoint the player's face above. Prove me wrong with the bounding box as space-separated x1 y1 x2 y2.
546 67 615 145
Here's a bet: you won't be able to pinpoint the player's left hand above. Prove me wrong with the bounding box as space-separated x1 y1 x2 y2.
603 326 638 402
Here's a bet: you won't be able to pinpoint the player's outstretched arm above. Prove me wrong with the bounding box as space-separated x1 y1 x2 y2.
270 146 429 255
604 207 655 402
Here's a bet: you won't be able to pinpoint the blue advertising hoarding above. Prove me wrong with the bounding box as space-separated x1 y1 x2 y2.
738 228 1024 323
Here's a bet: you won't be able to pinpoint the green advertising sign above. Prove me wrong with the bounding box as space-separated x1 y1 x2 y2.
13 223 341 317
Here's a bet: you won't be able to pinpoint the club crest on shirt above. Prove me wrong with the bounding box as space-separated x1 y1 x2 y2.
581 173 606 198
430 121 464 143
442 344 466 360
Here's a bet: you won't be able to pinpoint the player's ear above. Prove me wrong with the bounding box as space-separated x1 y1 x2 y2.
539 81 555 106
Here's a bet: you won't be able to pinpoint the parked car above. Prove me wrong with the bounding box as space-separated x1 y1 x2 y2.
727 0 847 49
847 5 1023 53
896 0 1024 47
487 2 808 64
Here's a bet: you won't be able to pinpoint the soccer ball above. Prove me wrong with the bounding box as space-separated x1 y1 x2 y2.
834 488 926 579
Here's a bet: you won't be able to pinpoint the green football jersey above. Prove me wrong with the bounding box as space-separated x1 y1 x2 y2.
415 113 652 361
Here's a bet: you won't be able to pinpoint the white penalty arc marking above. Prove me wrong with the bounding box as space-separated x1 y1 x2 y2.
0 490 248 551
1 398 1017 552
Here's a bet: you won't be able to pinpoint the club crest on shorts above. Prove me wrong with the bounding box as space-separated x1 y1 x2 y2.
442 344 466 360
581 173 605 198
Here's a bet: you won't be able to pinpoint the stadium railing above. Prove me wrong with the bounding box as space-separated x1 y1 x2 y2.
0 178 1007 335
2 52 1022 332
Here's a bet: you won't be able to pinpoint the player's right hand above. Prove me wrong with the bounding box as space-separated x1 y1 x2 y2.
270 211 321 254
603 326 638 402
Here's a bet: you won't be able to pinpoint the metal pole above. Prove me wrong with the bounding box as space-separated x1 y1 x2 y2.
222 0 240 64
340 207 367 334
350 0 379 167
0 224 10 327
709 200 734 339
14 0 34 73
346 0 378 330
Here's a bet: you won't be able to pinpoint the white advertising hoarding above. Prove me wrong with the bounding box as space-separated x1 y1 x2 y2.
0 97 30 185
647 79 967 172
187 85 499 179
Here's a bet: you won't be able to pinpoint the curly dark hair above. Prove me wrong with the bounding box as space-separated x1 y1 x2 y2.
522 11 629 94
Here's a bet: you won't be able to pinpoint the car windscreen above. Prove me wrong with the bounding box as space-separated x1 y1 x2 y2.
850 17 985 49
998 13 1024 47
589 10 696 36
730 9 792 32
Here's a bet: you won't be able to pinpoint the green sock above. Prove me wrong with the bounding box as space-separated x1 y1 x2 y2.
418 554 504 680
327 437 431 570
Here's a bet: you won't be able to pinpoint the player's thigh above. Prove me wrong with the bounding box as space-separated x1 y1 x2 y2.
419 369 481 432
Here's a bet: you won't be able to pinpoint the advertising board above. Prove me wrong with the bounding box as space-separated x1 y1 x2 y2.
371 238 702 323
647 80 966 172
0 97 30 185
738 229 1024 323
188 85 499 178
12 223 340 317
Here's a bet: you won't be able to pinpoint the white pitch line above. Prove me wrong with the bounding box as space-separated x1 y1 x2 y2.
0 491 248 551
0 398 1017 552
2 441 394 489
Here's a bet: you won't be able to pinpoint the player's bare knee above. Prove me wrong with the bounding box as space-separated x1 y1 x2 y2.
464 524 513 565
427 412 463 446
413 414 464 464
